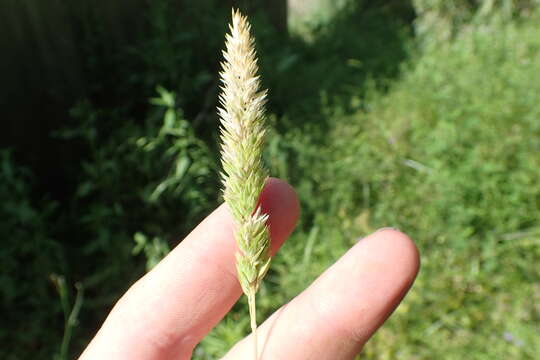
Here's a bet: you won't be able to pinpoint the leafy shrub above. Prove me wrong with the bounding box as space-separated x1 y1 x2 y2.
0 151 63 359
36 84 217 358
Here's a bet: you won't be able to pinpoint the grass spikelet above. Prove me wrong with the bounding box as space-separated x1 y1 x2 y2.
218 8 271 359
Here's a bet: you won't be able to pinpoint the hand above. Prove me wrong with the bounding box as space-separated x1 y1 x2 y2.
79 178 419 359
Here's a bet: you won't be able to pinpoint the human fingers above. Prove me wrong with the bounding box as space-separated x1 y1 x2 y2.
79 178 300 360
222 229 420 360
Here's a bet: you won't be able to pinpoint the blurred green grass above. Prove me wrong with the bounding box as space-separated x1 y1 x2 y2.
197 4 540 359
1 1 539 359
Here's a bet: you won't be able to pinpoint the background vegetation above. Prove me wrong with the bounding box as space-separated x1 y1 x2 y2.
1 0 539 359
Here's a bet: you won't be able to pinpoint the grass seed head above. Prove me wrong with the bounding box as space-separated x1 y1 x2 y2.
219 9 271 299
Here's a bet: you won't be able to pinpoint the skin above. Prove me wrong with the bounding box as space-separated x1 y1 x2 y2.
79 178 420 360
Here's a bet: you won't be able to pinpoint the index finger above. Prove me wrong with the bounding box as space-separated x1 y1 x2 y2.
79 178 300 360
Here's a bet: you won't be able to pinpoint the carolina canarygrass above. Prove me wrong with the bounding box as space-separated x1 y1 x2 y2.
218 9 271 359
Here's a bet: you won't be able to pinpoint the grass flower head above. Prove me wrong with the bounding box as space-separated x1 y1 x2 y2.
218 8 271 359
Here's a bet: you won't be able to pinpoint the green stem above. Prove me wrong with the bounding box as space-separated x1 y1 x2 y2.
248 290 258 360
59 282 84 360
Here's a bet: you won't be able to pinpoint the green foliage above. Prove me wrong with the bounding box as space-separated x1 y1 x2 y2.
196 3 540 359
413 0 540 46
60 85 217 277
356 12 540 359
3 1 540 359
51 275 84 360
3 1 226 357
132 232 170 271
257 0 412 129
33 82 217 356
0 151 63 359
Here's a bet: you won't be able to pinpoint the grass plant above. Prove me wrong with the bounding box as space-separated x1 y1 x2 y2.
218 9 271 359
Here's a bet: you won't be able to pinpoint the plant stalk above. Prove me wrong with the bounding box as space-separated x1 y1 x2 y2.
248 290 258 360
